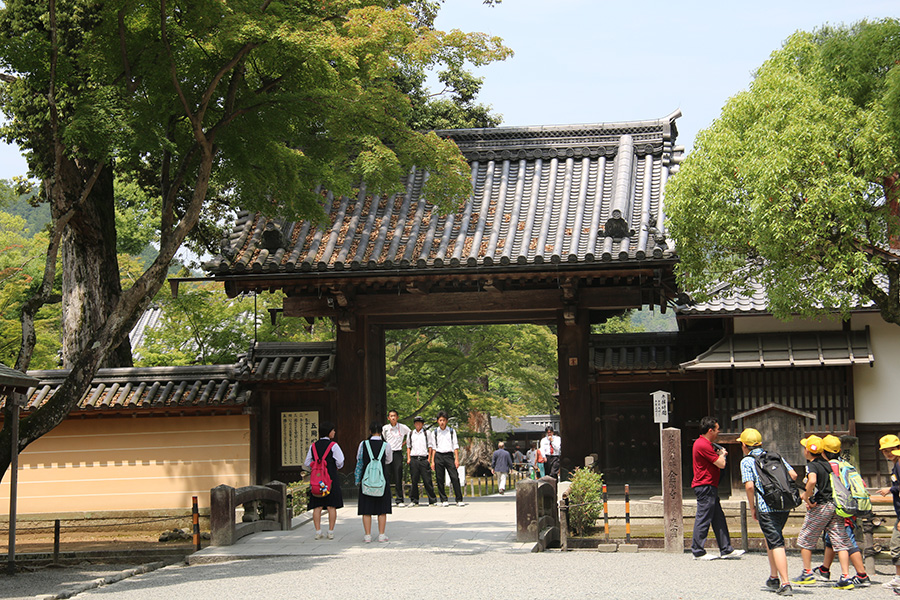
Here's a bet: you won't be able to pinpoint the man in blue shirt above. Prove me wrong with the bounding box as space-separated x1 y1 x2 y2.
739 428 797 596
491 441 514 494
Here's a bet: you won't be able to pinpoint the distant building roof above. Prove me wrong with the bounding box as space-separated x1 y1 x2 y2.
204 113 684 278
590 332 721 374
491 414 560 435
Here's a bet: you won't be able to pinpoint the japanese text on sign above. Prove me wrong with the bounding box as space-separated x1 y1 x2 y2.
281 411 318 467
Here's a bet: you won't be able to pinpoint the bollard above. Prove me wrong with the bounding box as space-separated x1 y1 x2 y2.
740 501 748 551
560 493 569 551
625 484 631 544
192 496 201 551
602 483 609 542
53 519 60 564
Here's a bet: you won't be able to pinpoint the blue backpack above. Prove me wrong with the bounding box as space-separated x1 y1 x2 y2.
361 440 387 497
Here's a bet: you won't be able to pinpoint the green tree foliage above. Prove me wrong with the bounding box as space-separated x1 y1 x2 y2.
666 19 900 324
566 467 603 536
385 324 557 424
0 0 511 480
136 284 333 366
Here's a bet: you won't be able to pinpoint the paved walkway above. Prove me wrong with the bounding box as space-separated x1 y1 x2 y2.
190 494 530 563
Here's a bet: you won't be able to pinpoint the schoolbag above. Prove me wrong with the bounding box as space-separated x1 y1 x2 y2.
829 459 872 518
361 440 387 497
309 441 336 497
753 450 802 511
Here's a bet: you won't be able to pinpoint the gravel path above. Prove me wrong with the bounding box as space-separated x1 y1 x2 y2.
66 551 898 600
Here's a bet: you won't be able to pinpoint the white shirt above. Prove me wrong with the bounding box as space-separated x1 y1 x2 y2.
303 437 345 469
382 422 411 451
540 435 561 457
433 426 458 453
408 428 433 456
356 436 393 464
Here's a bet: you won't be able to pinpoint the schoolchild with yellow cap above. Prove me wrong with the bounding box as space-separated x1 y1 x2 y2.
792 435 855 589
878 434 900 590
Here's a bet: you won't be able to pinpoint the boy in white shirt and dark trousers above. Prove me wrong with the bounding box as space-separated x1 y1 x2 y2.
431 411 465 507
540 426 561 479
382 410 411 507
407 415 437 506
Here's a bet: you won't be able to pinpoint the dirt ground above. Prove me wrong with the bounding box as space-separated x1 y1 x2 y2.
1 520 201 556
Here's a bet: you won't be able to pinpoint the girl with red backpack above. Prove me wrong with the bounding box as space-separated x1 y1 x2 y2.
304 421 344 540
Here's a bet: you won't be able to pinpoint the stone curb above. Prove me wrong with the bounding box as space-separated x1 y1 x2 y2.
34 560 171 600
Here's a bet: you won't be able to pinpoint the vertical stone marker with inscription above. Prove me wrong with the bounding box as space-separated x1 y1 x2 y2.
660 427 683 553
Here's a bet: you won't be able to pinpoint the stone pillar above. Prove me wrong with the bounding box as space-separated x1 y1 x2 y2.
516 479 539 542
661 427 684 553
210 484 236 546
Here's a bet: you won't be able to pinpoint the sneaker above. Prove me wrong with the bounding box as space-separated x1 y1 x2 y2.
363 534 371 543
791 570 816 585
326 531 334 540
457 501 467 507
720 549 744 559
884 576 900 589
441 501 449 507
765 577 780 590
314 531 324 540
405 502 414 507
776 584 793 596
693 552 718 560
378 534 388 542
850 574 870 587
812 566 831 581
833 575 855 590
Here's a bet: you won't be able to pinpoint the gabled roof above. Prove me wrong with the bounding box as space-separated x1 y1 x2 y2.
204 113 683 278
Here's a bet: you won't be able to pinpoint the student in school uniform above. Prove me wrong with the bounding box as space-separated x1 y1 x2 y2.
382 409 411 507
407 415 437 506
303 421 344 540
357 421 392 542
431 410 466 507
539 426 561 479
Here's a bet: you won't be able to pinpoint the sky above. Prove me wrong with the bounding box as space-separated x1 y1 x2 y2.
0 1 895 180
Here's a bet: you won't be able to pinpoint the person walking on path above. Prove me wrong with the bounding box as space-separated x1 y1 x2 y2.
539 426 561 480
491 441 513 494
304 421 344 540
878 434 900 591
739 427 796 596
383 410 411 507
357 422 393 542
691 416 743 560
791 435 854 590
810 434 871 587
512 445 526 472
432 411 465 507
407 415 437 506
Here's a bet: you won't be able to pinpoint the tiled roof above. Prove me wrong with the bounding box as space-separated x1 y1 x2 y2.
235 342 334 382
204 113 683 276
0 362 38 392
680 330 873 370
589 332 721 373
10 365 248 414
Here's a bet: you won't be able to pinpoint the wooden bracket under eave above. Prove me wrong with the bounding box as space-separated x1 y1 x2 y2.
337 310 356 332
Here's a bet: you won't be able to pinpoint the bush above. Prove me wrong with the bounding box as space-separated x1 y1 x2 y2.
566 468 603 537
288 480 310 515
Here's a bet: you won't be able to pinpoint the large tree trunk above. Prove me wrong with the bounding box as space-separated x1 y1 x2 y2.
463 408 493 474
60 162 133 368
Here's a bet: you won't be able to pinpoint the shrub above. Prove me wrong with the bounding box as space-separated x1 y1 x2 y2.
566 468 604 537
288 480 310 515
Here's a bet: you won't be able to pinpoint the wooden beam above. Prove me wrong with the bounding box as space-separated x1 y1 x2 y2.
284 287 643 318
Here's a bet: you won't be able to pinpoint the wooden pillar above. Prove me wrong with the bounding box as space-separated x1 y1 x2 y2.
557 308 591 473
336 317 369 469
367 322 386 426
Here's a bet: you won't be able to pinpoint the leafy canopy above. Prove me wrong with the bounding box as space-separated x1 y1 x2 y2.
666 19 900 323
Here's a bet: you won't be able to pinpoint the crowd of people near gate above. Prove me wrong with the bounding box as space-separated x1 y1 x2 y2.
691 415 900 596
301 409 562 543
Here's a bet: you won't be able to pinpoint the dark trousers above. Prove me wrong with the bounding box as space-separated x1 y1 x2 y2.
691 484 733 556
409 456 436 505
389 450 405 502
545 455 560 479
434 452 463 503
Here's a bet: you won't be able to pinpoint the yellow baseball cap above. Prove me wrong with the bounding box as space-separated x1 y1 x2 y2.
738 428 762 447
822 434 841 454
801 435 824 454
880 434 900 450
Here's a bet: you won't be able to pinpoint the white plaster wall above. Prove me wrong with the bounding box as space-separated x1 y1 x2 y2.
851 313 900 424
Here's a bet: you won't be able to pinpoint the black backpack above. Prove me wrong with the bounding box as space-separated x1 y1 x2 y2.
753 450 802 511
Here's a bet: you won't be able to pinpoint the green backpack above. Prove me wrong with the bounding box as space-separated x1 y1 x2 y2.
829 459 872 518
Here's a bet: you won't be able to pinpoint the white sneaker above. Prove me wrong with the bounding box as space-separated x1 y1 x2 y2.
326 531 334 540
883 576 900 589
441 501 449 507
405 502 414 507
363 534 371 543
314 531 324 540
378 534 388 542
457 501 467 507
693 553 718 560
721 549 744 559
